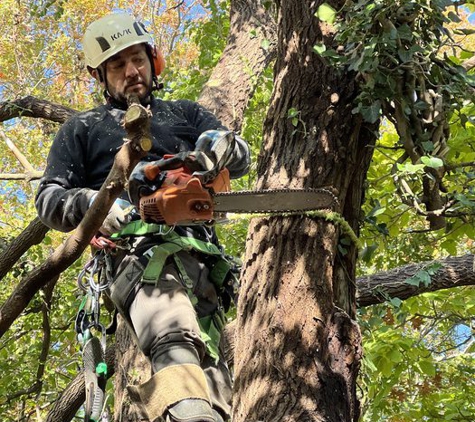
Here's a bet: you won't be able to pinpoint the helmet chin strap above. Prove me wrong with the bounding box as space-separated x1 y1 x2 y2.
152 77 164 92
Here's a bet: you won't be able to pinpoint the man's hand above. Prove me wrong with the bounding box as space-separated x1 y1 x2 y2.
155 130 236 184
90 195 133 236
100 199 132 236
127 130 236 206
191 130 235 183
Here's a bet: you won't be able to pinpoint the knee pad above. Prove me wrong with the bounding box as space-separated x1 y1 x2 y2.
151 343 200 373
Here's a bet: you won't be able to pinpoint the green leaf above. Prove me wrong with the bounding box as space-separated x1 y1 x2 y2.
421 141 434 152
396 162 425 174
441 239 458 255
379 356 395 377
455 193 475 208
405 276 421 287
388 347 403 363
359 101 381 123
456 28 475 35
313 44 326 55
397 48 411 63
287 107 299 118
399 24 413 40
424 262 442 276
361 243 378 263
338 244 348 255
414 101 429 111
315 3 337 24
418 271 432 287
263 0 273 9
370 206 386 217
321 49 341 60
389 297 403 308
406 270 432 288
418 360 436 376
421 156 444 169
447 11 461 23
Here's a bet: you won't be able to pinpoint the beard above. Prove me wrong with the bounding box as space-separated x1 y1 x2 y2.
108 77 153 106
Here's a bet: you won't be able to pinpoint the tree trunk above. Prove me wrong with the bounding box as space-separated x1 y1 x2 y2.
233 2 373 421
113 318 151 420
198 0 277 131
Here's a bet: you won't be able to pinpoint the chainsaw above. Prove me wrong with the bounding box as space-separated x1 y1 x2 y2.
131 161 338 226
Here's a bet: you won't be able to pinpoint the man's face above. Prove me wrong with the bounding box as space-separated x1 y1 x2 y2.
103 44 153 103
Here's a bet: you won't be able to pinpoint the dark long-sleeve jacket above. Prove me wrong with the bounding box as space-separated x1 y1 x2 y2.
35 97 250 239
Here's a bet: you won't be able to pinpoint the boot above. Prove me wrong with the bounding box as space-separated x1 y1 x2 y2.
165 398 217 422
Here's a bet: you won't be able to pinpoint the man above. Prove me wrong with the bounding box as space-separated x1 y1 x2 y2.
35 12 250 422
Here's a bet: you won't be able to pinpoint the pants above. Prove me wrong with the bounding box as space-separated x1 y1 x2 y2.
109 248 233 419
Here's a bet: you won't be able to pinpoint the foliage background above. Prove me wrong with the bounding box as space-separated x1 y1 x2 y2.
0 0 474 421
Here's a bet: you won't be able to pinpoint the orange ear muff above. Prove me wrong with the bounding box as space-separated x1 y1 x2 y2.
151 46 165 76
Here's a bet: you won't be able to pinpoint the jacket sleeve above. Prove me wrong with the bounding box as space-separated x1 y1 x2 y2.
177 100 251 179
35 117 97 232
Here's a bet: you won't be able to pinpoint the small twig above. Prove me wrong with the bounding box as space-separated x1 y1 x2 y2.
166 0 185 12
0 172 43 181
0 129 37 173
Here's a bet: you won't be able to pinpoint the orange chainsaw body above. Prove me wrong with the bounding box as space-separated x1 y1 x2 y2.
139 167 231 225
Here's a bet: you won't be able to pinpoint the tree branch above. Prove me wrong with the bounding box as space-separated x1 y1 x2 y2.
0 172 43 180
356 254 475 307
0 217 50 281
0 129 37 172
0 96 76 123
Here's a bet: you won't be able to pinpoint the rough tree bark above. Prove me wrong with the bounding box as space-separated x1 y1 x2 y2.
356 254 475 307
198 0 277 131
0 95 76 123
233 1 371 421
0 217 49 281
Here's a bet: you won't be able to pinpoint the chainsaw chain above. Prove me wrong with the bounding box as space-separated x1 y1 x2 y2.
214 187 339 214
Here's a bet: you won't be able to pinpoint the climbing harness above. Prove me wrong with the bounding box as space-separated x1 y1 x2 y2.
113 221 241 359
75 251 113 422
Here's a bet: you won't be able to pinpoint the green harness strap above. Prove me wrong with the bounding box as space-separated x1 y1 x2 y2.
142 242 184 284
114 221 234 288
111 220 168 237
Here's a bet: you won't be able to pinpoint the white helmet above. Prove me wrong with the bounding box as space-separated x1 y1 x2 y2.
83 13 155 69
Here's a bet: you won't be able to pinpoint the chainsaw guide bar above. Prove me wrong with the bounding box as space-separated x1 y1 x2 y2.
212 188 339 215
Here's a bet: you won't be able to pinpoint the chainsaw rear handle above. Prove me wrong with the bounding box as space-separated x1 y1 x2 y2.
138 167 231 225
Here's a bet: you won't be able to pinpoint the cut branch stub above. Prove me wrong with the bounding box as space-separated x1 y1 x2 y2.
124 95 152 153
